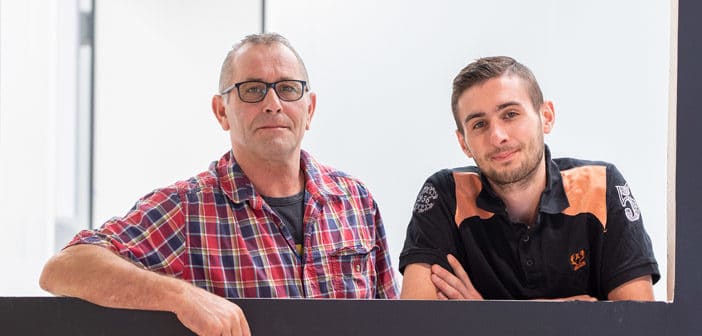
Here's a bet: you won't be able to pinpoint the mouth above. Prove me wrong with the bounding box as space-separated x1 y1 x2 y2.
257 125 289 131
490 148 518 162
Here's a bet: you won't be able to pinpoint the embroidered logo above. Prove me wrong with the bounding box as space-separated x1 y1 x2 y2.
570 249 586 271
616 183 641 222
413 183 439 214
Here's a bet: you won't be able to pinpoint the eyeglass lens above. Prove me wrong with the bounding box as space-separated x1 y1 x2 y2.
238 81 304 102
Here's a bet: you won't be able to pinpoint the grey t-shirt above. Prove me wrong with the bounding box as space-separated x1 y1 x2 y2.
262 190 306 248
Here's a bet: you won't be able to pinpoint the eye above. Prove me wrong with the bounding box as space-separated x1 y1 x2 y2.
245 86 264 94
278 84 299 93
471 120 486 130
504 110 519 119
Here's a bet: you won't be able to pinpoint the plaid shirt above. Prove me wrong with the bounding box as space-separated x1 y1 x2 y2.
68 150 398 299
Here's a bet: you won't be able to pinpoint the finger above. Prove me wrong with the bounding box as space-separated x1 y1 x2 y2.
571 295 597 302
238 309 251 336
539 295 598 302
431 264 462 287
431 273 464 299
446 254 483 299
226 305 248 336
437 291 449 300
431 263 471 299
221 318 232 336
430 263 454 279
435 258 471 299
446 254 473 289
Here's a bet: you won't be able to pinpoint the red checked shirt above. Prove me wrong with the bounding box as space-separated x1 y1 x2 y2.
68 150 398 299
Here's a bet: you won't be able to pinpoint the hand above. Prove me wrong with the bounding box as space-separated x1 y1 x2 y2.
431 254 483 300
174 284 251 336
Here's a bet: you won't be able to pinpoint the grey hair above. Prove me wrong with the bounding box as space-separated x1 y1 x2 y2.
218 33 310 94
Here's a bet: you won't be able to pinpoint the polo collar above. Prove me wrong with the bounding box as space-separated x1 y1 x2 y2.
476 145 570 215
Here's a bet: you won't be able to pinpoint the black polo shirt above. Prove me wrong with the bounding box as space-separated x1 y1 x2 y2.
399 147 660 300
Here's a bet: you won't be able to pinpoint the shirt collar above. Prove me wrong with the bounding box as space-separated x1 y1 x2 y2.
476 145 570 215
299 150 346 202
538 145 570 214
215 150 345 207
215 150 257 205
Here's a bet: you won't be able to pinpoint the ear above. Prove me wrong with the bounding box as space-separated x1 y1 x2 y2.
212 95 230 131
305 91 317 130
455 129 474 158
540 100 555 134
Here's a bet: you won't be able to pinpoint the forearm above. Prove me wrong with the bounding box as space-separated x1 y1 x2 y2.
39 244 186 312
607 275 654 301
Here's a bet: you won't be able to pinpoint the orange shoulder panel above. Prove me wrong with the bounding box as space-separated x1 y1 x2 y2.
560 165 608 229
453 171 494 227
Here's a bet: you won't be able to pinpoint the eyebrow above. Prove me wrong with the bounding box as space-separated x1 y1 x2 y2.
463 112 486 125
241 76 298 83
496 101 520 111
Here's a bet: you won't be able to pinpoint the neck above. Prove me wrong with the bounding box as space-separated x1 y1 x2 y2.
234 149 305 197
489 158 547 226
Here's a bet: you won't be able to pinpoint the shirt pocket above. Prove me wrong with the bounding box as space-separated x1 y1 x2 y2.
306 239 377 299
328 242 378 298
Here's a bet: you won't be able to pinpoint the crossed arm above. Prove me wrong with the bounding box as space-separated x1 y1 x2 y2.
40 244 251 336
400 254 654 301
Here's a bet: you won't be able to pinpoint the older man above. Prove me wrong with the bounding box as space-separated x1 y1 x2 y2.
41 33 398 336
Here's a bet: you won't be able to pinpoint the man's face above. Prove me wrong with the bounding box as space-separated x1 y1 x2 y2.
212 43 316 162
455 74 554 187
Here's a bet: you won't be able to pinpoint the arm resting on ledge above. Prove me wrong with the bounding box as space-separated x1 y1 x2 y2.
411 254 653 302
607 275 654 301
39 244 250 336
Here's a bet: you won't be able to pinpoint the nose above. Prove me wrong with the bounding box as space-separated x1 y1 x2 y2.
490 122 509 145
261 87 283 113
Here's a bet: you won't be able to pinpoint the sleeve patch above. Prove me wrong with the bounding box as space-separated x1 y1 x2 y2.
413 183 439 214
616 183 641 222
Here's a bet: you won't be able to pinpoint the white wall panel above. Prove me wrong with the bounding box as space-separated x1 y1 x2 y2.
267 0 671 300
92 1 260 225
0 0 69 295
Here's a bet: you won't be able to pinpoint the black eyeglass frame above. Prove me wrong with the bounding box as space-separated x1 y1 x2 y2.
220 79 308 103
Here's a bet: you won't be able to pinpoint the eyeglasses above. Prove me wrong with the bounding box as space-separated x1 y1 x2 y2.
220 80 308 103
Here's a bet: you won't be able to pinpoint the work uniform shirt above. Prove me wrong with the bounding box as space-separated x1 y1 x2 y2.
399 147 659 300
68 150 398 299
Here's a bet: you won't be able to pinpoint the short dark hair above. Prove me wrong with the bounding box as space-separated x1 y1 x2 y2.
451 56 543 132
218 33 310 94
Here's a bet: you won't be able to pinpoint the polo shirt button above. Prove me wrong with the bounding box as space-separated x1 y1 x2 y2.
525 259 534 267
355 264 361 272
521 235 530 243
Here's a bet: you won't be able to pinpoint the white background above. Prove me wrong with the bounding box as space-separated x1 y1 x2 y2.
0 0 671 300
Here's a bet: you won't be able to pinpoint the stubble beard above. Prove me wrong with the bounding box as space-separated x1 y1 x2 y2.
479 135 545 190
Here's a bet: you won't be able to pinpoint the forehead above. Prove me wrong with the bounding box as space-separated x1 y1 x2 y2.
230 43 303 81
458 75 532 112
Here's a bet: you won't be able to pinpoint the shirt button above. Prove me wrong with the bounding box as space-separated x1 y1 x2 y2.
525 259 534 267
355 264 361 272
521 235 530 243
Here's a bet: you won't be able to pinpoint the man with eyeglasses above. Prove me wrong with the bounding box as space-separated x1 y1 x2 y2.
40 33 398 336
399 56 659 302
